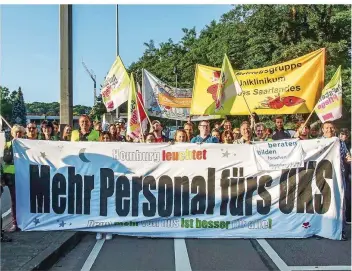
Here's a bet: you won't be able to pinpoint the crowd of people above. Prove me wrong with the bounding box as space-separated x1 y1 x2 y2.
1 113 351 242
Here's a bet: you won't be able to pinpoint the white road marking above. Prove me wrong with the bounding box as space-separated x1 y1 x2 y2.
174 238 192 271
81 239 105 271
290 266 351 270
257 239 351 271
256 239 290 271
2 209 11 219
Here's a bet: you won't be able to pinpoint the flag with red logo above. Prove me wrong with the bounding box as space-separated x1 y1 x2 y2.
315 66 342 122
136 82 148 136
101 56 130 112
127 74 149 139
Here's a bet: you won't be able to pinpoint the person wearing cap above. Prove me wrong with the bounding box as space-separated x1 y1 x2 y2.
71 115 100 142
2 125 25 232
116 118 126 137
151 120 168 143
38 120 59 140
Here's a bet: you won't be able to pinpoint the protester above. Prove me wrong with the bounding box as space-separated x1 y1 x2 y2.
233 128 240 140
39 121 59 141
249 112 260 131
173 129 187 143
71 115 100 141
223 120 232 132
94 121 102 136
265 128 273 140
213 121 222 131
233 121 252 144
52 120 60 138
145 133 156 143
183 122 194 142
309 123 321 138
321 121 351 237
109 124 118 141
295 121 311 140
116 118 126 136
339 128 351 150
116 126 126 142
2 125 25 232
253 122 267 141
272 116 291 140
25 122 38 140
211 128 221 142
99 131 112 142
151 120 168 142
61 125 72 141
191 120 219 143
221 130 234 144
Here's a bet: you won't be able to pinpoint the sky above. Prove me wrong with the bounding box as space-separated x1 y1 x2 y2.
0 4 232 107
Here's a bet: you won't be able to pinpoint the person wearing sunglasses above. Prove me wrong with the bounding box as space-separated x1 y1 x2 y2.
25 122 38 140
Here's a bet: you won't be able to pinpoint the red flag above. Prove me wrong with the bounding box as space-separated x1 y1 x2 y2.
136 82 148 134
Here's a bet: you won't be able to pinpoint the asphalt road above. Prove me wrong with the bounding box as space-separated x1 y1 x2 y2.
50 226 351 271
1 187 11 217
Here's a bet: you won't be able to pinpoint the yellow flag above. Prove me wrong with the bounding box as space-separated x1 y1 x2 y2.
101 56 130 112
127 74 142 139
215 54 243 114
315 66 342 122
190 48 325 115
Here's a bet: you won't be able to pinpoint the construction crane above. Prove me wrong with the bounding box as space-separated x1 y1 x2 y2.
82 60 97 105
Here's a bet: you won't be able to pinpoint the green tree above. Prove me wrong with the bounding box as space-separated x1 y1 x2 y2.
89 95 107 121
0 86 13 123
128 4 351 128
11 87 27 126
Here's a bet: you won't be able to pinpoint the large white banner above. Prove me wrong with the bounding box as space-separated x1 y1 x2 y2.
14 138 344 240
142 69 220 121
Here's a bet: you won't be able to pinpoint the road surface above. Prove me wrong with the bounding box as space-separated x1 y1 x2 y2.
50 226 351 271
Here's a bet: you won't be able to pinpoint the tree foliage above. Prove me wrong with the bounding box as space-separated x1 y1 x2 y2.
128 5 351 127
26 102 91 116
1 86 93 125
0 86 14 123
89 94 107 121
11 87 27 126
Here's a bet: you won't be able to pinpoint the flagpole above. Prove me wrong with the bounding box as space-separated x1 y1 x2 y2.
0 115 12 129
175 66 178 129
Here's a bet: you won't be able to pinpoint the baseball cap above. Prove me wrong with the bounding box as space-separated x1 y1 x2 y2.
116 118 125 124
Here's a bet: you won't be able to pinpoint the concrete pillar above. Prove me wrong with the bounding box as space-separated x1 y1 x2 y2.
59 5 73 131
